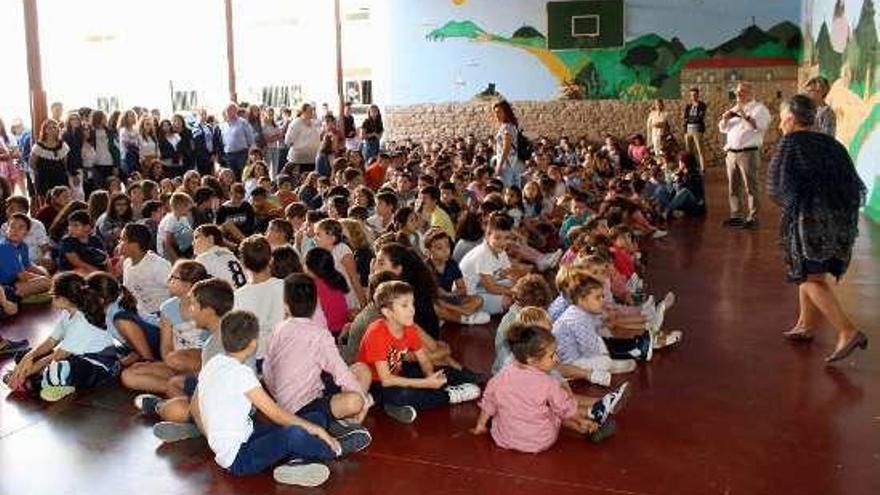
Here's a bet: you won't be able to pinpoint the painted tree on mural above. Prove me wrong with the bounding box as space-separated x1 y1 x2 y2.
845 0 878 97
815 21 842 80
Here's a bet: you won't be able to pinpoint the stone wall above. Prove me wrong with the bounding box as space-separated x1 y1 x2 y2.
384 75 798 166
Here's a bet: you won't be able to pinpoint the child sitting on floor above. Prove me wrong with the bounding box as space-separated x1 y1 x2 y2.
87 272 161 365
4 272 120 402
355 281 481 424
424 228 490 326
552 274 647 384
472 324 629 453
233 235 286 361
121 260 210 394
264 273 372 427
157 192 194 261
304 248 350 336
191 310 370 487
492 274 554 375
57 210 108 275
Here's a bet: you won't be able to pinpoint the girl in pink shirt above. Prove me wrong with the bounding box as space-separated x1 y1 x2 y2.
305 248 349 335
473 325 629 453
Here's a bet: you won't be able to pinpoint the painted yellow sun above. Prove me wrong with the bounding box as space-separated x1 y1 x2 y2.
452 0 467 5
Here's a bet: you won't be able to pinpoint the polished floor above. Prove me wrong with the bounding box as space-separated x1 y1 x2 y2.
1 170 878 495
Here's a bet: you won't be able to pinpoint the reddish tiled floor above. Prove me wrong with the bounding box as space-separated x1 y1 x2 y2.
2 170 878 495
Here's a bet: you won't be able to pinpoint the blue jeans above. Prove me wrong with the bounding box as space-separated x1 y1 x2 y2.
362 138 380 162
227 414 336 477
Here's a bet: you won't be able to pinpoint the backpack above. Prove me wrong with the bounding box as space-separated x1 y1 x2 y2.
515 128 533 162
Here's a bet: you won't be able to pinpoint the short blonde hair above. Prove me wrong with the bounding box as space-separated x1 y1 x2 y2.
340 218 371 250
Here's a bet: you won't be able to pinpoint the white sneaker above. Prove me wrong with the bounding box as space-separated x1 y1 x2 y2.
273 462 331 487
662 291 676 310
607 359 637 374
445 383 481 404
589 369 612 387
654 330 683 350
651 229 668 239
602 381 631 416
460 311 491 325
648 300 668 336
640 295 655 313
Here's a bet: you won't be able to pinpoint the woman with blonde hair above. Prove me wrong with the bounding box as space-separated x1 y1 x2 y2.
136 115 159 169
339 218 374 287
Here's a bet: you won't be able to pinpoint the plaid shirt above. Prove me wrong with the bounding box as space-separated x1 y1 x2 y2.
552 304 609 363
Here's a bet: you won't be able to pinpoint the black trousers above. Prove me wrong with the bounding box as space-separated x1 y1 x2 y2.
369 362 475 410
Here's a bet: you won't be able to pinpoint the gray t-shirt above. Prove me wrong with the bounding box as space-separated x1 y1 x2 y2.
201 332 257 372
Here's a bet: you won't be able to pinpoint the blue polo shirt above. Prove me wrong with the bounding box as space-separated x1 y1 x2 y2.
0 237 29 285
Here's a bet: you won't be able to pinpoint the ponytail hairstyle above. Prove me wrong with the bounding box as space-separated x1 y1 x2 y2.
86 271 138 313
315 218 344 246
52 272 106 328
506 324 555 365
304 247 349 293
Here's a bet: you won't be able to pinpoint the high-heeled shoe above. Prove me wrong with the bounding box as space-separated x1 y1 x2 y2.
825 331 868 364
782 326 814 342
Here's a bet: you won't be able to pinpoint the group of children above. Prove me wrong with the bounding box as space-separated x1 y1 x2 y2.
0 106 687 487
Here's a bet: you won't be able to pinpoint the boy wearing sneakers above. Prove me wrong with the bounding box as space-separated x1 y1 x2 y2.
191 310 370 487
553 275 650 384
264 274 372 427
355 281 481 424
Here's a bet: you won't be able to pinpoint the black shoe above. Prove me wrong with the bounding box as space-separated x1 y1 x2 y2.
383 404 417 424
327 418 363 438
721 217 744 228
337 428 372 455
825 331 868 364
588 418 617 443
742 219 760 230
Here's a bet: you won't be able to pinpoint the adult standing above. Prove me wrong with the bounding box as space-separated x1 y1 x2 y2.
491 100 523 188
767 94 867 363
30 120 70 204
342 102 359 152
360 104 383 162
646 99 670 155
220 103 254 180
284 103 321 177
803 76 836 137
192 109 219 177
718 82 771 230
261 108 284 178
683 88 708 169
89 110 121 190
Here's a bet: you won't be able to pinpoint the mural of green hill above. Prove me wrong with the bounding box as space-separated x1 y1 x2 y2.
426 20 801 100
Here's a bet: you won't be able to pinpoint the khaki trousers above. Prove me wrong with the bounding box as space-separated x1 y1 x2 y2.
684 131 706 169
725 149 760 221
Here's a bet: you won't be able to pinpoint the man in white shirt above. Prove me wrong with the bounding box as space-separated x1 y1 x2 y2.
194 224 247 289
120 224 172 321
718 82 771 229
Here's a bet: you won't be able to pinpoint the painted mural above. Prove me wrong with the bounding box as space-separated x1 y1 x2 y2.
803 0 880 221
425 3 800 101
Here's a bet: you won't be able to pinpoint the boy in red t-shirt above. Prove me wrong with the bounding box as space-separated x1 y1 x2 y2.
356 281 481 424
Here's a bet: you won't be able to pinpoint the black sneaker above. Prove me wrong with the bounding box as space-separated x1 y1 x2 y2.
742 218 759 230
588 418 617 443
383 404 417 424
337 428 372 456
721 217 744 228
327 418 361 438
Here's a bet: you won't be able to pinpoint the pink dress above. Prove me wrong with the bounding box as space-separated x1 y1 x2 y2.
0 139 21 182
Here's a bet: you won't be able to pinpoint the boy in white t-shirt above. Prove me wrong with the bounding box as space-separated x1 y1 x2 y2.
191 310 371 486
233 235 285 360
194 224 248 288
157 192 194 261
120 223 171 320
459 213 518 315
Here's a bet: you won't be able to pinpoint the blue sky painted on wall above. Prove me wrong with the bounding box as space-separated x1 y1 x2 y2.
378 0 799 104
